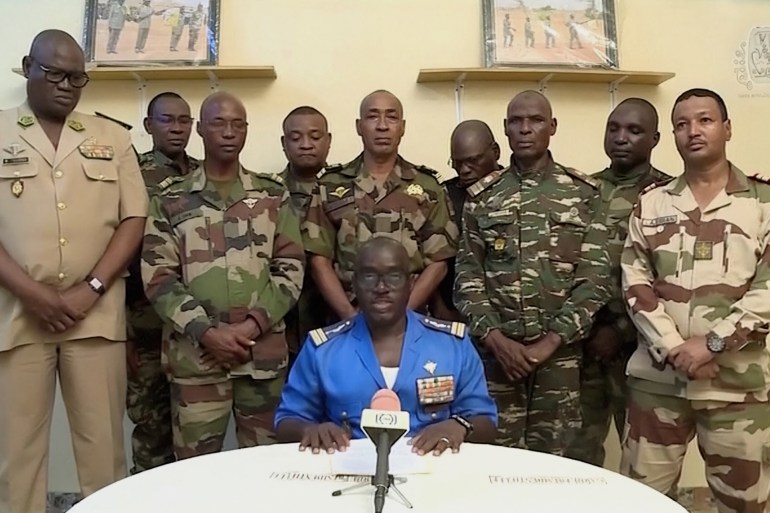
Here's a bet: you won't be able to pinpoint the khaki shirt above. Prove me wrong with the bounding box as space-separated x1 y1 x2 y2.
0 103 149 351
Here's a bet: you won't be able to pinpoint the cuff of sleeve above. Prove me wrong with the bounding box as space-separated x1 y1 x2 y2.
654 332 688 358
184 316 214 347
549 317 579 345
247 309 270 337
710 319 738 342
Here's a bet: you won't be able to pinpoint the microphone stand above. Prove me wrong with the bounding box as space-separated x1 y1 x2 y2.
331 432 413 511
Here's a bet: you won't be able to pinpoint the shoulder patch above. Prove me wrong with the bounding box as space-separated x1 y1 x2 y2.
640 178 671 196
94 111 133 131
420 315 467 339
562 166 599 188
749 173 770 185
308 318 354 346
467 167 507 198
255 171 284 186
157 175 184 191
414 164 442 182
317 163 343 179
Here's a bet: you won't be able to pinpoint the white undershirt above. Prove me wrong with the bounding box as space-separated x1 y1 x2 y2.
380 367 400 389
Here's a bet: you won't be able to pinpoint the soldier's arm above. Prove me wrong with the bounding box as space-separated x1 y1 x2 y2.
453 335 498 443
454 203 503 339
141 195 213 344
411 185 458 308
547 193 612 344
303 184 356 318
708 208 770 351
621 205 686 361
246 189 305 337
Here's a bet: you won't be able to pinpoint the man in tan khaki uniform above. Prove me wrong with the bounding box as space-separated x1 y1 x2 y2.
0 30 148 513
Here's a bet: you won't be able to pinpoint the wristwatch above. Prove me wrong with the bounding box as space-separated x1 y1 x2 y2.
705 331 726 353
85 275 106 296
450 414 473 438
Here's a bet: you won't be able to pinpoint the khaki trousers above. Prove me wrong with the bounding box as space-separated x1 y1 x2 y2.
0 339 127 513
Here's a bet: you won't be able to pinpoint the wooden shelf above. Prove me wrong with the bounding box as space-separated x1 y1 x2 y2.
11 65 276 82
417 67 675 86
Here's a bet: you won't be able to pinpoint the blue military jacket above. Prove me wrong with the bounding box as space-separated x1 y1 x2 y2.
275 310 498 438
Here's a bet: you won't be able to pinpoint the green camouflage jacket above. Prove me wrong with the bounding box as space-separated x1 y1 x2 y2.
593 164 672 347
622 164 770 402
455 156 611 345
142 165 304 384
302 154 458 298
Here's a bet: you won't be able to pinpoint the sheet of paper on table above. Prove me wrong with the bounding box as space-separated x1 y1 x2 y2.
330 437 433 476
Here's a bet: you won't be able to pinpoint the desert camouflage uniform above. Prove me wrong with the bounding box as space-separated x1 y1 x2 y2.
455 155 611 456
278 165 327 359
125 150 200 474
302 154 458 305
566 164 671 467
621 164 770 513
141 165 304 459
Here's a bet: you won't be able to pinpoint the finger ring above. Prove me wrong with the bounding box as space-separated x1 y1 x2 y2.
439 437 451 445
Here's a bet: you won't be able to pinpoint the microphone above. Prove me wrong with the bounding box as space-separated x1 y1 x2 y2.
361 389 410 513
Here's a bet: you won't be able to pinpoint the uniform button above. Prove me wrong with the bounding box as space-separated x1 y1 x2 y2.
98 174 105 180
57 202 66 210
58 272 66 281
431 412 437 419
54 171 63 178
341 411 348 418
59 238 68 246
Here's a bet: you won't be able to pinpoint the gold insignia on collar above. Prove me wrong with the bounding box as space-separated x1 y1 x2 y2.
330 186 350 198
406 183 424 197
67 120 85 132
17 116 34 128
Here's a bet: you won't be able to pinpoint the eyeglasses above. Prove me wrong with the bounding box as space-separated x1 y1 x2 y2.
152 115 194 127
35 61 90 88
204 119 248 132
356 271 408 290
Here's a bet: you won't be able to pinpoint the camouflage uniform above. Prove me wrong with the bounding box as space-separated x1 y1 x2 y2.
141 165 304 459
566 164 671 467
278 166 327 360
621 164 770 512
455 155 611 456
302 154 458 304
125 150 200 473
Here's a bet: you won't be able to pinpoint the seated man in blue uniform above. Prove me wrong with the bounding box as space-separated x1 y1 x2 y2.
275 237 498 456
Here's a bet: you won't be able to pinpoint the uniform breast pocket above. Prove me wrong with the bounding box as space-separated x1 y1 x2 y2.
0 162 37 200
478 213 517 265
170 210 213 280
82 160 118 183
549 210 588 265
415 403 451 424
323 195 356 227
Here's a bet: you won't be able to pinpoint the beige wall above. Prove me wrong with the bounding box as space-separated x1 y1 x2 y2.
1 0 768 492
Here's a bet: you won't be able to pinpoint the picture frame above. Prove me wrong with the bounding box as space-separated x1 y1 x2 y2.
482 0 618 69
82 0 220 67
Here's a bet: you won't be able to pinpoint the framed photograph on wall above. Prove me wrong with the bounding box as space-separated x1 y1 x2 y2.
83 0 220 66
482 0 618 68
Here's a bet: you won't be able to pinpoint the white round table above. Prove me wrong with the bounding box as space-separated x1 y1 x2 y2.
70 443 687 513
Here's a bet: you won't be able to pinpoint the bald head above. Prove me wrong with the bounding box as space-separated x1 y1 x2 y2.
504 90 557 165
359 90 403 118
200 91 245 121
450 120 500 188
604 97 660 173
614 98 659 131
356 237 409 272
197 91 248 163
28 29 81 60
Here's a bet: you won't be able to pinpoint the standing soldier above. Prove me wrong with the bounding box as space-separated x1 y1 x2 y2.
503 14 516 48
106 0 128 54
169 7 186 52
567 14 583 49
525 16 535 48
565 98 671 467
544 16 556 48
621 88 770 513
0 30 148 513
188 4 205 52
278 105 332 363
134 0 153 54
455 90 611 456
125 92 199 474
303 90 458 322
432 120 502 322
142 92 304 459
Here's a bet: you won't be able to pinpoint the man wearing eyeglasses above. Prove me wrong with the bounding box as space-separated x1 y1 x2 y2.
142 91 304 459
303 90 458 324
276 237 497 455
431 120 502 322
0 30 148 513
123 92 200 475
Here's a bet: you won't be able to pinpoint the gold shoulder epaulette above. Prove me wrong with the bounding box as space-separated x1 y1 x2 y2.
308 318 355 346
563 166 599 188
749 173 770 185
255 171 284 186
421 315 467 339
157 176 184 191
414 164 441 182
467 167 507 198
